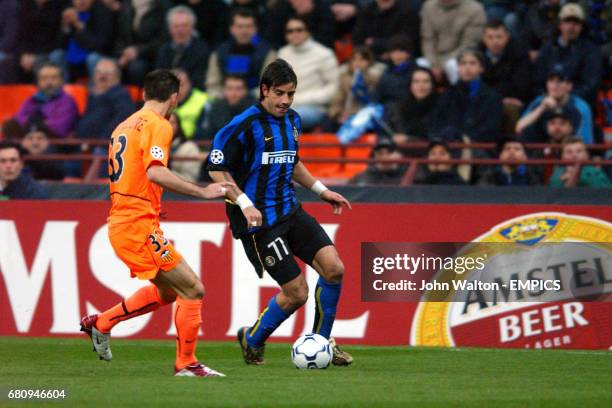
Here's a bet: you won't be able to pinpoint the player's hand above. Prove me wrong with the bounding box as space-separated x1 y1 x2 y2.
243 206 263 228
200 182 234 199
320 190 352 215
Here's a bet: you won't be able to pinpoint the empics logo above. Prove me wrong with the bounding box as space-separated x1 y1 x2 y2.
262 150 296 165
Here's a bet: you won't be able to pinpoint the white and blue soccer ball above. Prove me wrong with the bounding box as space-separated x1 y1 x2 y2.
291 333 332 369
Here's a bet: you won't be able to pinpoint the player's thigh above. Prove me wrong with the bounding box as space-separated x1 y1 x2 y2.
287 208 334 267
151 258 203 300
242 227 301 286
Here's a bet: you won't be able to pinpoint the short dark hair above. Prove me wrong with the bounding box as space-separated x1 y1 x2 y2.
259 59 297 101
0 140 24 159
457 48 485 67
352 46 374 64
231 7 256 25
387 34 413 54
223 74 248 87
496 137 523 155
285 15 311 32
485 19 508 31
35 61 63 80
143 69 180 102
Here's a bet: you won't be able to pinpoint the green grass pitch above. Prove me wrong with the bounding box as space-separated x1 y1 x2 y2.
0 337 610 408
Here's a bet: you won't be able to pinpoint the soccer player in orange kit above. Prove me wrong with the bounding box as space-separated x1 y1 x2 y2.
80 69 232 377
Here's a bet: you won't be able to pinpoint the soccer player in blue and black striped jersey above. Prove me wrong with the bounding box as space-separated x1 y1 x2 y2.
207 59 353 366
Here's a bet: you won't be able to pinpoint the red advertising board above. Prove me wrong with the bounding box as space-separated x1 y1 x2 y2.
0 201 610 349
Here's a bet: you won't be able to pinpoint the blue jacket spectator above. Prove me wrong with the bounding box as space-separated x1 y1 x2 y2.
373 35 416 104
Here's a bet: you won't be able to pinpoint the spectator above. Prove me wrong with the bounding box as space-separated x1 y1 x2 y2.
173 0 230 46
373 35 418 105
173 68 210 140
352 0 420 58
202 75 256 139
430 49 503 144
0 0 21 84
534 3 602 105
155 5 209 88
519 0 561 63
168 112 205 182
479 0 521 37
278 16 339 130
264 0 336 48
545 107 574 145
420 0 486 84
206 8 276 98
49 0 115 81
228 0 265 28
13 62 79 139
328 47 386 131
329 0 360 41
114 0 171 86
75 58 136 140
479 19 531 135
350 139 406 185
479 138 541 186
15 0 64 83
416 139 467 185
384 67 438 145
549 136 611 187
517 65 593 144
20 118 65 181
578 0 612 79
0 140 49 199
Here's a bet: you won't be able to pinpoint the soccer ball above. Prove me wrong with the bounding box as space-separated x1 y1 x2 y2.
291 333 332 369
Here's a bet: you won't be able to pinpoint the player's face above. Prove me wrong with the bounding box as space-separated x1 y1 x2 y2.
410 70 433 100
483 27 509 55
0 148 23 183
458 54 482 82
546 117 573 142
261 83 296 117
562 142 588 162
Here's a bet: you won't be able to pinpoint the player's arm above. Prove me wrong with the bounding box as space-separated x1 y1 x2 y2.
292 161 352 215
147 164 233 199
209 170 262 227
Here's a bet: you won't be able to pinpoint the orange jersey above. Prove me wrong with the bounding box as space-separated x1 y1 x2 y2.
108 108 172 225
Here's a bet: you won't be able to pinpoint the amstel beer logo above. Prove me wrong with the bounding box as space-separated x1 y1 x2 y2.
410 213 612 350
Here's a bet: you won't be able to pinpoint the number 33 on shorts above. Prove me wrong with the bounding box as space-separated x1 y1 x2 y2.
146 229 176 265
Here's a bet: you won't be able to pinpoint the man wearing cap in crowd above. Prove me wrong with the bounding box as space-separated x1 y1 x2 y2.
516 63 593 144
349 139 406 185
534 3 602 106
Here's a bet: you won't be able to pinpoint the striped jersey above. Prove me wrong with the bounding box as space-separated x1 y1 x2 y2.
207 103 301 237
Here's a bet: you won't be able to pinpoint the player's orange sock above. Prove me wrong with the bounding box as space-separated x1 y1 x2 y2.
96 285 169 333
174 297 203 369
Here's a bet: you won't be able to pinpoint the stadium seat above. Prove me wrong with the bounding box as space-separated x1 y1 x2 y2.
299 133 342 178
64 84 88 114
0 84 37 126
336 133 376 179
126 85 143 103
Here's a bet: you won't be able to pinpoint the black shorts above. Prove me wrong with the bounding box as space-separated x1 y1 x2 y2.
240 206 333 285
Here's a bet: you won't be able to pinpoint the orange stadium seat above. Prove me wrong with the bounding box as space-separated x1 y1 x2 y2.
126 85 143 103
0 84 36 126
337 133 376 179
63 84 88 114
299 133 342 177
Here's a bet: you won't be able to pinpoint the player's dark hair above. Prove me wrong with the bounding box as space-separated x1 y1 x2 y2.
231 7 257 25
259 59 297 101
143 69 180 102
0 140 25 159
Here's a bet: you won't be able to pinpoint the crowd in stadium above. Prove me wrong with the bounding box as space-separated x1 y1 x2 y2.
0 0 610 198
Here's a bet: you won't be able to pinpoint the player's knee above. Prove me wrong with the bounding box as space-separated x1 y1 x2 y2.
324 260 344 284
186 280 205 300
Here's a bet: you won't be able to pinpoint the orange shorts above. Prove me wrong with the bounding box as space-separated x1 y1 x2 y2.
109 220 182 280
